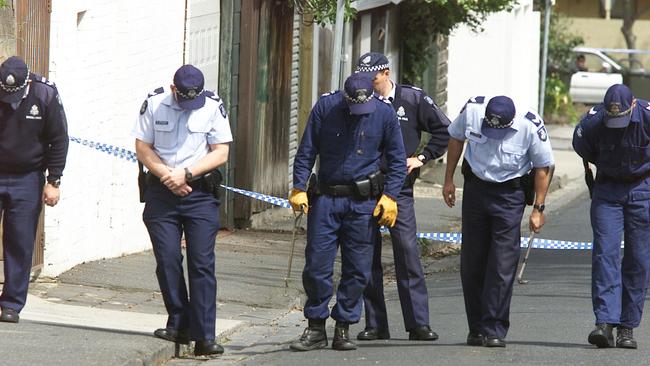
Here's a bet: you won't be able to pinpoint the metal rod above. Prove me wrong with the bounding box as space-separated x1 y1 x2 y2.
330 0 345 91
284 210 304 288
517 231 536 284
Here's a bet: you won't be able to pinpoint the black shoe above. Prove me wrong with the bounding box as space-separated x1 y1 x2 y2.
290 325 328 351
408 325 439 341
617 326 637 349
588 323 614 348
194 340 224 356
0 308 19 323
153 328 189 344
357 328 391 340
467 331 486 346
485 336 506 347
332 322 357 351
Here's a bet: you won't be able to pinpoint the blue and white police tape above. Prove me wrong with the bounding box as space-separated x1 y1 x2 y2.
69 136 607 250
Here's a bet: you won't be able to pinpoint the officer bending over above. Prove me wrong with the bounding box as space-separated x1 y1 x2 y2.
573 84 650 349
132 65 232 357
443 96 554 347
0 56 69 323
354 52 450 342
289 72 406 351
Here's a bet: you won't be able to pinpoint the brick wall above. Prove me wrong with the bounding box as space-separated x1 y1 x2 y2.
43 0 185 276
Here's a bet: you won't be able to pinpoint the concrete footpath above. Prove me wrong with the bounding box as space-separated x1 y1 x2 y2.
0 125 584 366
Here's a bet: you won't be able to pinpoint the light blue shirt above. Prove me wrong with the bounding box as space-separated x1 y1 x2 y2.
448 96 554 183
131 88 233 168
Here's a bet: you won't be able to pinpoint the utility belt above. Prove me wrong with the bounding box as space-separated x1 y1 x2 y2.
596 170 650 184
317 171 384 200
462 159 535 205
138 162 222 202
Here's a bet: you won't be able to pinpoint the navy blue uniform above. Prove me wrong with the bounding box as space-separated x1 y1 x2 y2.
363 84 450 332
293 91 406 323
573 102 650 329
0 74 68 313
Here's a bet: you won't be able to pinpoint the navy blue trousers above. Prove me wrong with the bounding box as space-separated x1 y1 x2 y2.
302 195 377 323
591 178 650 328
0 171 44 312
143 184 220 341
362 186 430 331
460 178 525 338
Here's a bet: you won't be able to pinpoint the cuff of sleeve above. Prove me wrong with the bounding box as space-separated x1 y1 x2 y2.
293 183 307 192
382 192 398 201
47 175 61 182
132 132 154 144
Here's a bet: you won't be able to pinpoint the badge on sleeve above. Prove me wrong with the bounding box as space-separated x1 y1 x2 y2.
537 126 548 141
576 126 583 138
219 103 228 118
140 100 148 115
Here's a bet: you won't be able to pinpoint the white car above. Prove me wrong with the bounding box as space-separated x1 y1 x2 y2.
569 47 624 104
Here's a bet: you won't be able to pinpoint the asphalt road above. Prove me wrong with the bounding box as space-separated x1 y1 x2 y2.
169 190 650 366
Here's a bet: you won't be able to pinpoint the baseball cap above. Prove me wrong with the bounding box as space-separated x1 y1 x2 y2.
481 96 516 140
0 56 30 104
356 52 390 75
173 64 206 110
343 73 376 115
603 84 635 128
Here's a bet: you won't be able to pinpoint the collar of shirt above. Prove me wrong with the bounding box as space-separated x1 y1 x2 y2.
160 92 184 110
10 83 30 110
387 80 396 102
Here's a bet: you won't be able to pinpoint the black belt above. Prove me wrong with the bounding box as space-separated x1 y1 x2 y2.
319 183 357 197
597 171 650 184
463 167 523 188
146 172 210 191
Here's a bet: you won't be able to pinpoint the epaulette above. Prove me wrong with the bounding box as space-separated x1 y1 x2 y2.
147 87 164 98
524 111 544 127
33 75 56 88
205 91 222 102
460 96 485 113
402 85 423 92
320 90 338 98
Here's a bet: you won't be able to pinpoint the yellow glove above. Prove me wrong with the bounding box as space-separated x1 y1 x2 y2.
289 188 308 213
373 194 398 227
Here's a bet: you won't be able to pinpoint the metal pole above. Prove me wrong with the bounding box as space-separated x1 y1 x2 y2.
539 0 552 117
331 0 345 90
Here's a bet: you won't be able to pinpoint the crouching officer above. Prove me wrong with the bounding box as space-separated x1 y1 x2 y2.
354 52 450 341
443 96 554 347
0 56 69 323
289 72 406 351
573 84 650 349
132 65 232 357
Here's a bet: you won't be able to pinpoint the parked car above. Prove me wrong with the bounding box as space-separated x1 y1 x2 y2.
569 47 650 104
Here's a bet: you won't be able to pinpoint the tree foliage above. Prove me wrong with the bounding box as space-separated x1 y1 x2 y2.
544 11 583 75
289 0 357 26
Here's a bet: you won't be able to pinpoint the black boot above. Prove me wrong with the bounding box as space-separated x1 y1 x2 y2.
588 323 614 348
332 322 357 351
290 319 328 351
617 326 637 349
194 340 224 356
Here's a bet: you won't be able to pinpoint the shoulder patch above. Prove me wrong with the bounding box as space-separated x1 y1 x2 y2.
139 100 148 115
424 95 435 106
219 103 228 118
537 126 548 141
525 111 543 126
147 87 164 98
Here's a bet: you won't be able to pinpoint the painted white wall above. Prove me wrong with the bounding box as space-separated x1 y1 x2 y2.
447 0 541 120
44 0 186 276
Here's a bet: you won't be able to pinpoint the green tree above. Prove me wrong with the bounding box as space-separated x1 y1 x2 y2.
289 0 357 26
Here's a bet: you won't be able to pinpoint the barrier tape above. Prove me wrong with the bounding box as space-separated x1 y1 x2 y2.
69 136 605 250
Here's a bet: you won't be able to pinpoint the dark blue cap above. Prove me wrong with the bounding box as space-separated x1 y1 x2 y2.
343 73 376 115
603 84 635 128
173 64 206 110
0 56 30 104
356 52 390 75
481 96 516 140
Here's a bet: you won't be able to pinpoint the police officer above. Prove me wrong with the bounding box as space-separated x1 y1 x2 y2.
573 84 650 349
443 95 554 347
354 52 450 341
289 72 406 351
0 56 69 323
132 64 232 357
